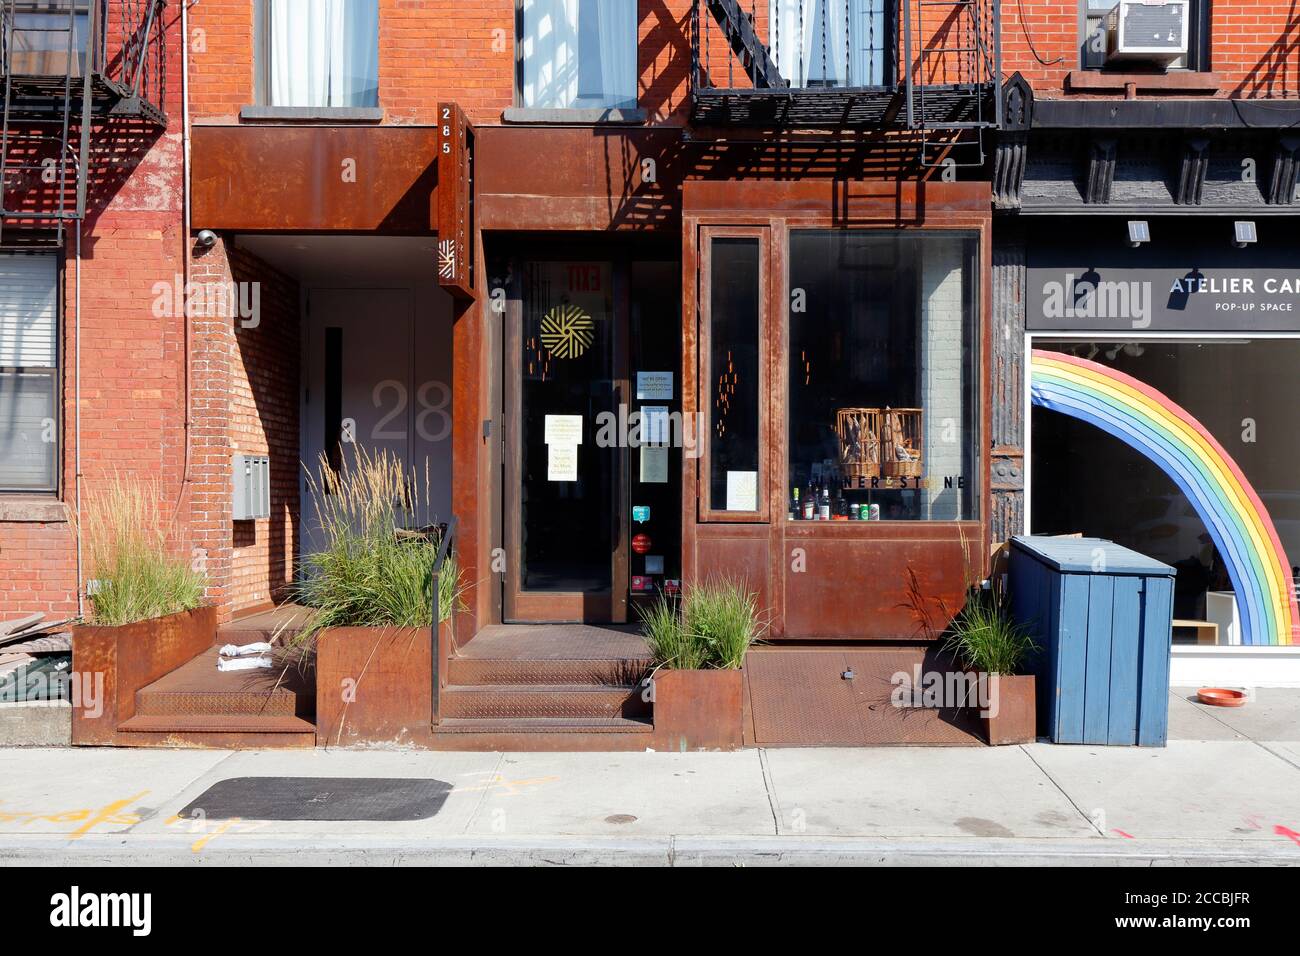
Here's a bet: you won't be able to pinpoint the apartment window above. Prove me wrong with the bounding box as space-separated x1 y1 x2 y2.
9 1 89 77
256 0 380 108
1081 0 1209 71
517 0 637 110
0 254 59 493
770 0 891 87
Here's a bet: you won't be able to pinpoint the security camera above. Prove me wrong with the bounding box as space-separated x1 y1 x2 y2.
195 229 218 249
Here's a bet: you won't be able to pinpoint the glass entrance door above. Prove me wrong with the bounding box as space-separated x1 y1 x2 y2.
504 260 627 622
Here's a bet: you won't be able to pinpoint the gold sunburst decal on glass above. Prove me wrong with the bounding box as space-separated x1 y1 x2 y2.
540 304 594 359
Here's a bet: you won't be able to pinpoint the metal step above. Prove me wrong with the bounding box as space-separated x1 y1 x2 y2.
447 655 650 686
441 684 648 720
118 713 316 734
436 717 653 735
133 647 314 718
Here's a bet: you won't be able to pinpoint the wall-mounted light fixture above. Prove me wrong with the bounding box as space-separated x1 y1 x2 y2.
1233 220 1258 248
1127 220 1150 247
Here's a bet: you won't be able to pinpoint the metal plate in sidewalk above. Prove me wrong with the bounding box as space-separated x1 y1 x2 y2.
178 777 452 822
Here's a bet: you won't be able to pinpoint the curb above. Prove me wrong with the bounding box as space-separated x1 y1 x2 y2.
2 835 1297 867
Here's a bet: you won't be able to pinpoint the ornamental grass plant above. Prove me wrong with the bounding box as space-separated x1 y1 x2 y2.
81 475 206 626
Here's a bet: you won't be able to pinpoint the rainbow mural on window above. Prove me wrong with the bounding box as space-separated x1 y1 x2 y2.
1030 349 1299 647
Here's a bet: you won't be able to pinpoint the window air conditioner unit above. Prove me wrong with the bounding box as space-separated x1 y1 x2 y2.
1106 0 1189 66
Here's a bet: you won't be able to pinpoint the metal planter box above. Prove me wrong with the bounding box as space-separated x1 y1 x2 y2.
1010 536 1175 747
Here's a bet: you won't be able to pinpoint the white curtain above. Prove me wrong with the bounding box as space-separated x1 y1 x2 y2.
521 0 636 109
769 0 887 88
270 0 379 108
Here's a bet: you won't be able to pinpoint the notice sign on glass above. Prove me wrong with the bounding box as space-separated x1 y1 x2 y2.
639 446 668 484
545 414 583 483
641 406 670 445
726 470 758 512
548 443 578 482
544 414 583 446
636 371 673 401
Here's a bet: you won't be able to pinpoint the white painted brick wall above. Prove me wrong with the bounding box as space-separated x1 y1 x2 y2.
921 240 966 520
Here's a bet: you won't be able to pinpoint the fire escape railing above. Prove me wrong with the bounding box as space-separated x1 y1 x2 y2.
95 0 168 121
903 0 1001 131
689 0 1002 133
0 0 166 244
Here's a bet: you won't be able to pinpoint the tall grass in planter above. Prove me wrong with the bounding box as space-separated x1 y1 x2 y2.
640 577 762 670
942 584 1036 677
81 476 206 626
296 448 459 643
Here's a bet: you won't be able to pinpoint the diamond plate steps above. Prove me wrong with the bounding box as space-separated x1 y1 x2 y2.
437 717 652 733
118 714 316 734
134 646 313 719
432 716 654 752
440 684 648 720
446 656 650 686
436 624 656 745
217 603 313 647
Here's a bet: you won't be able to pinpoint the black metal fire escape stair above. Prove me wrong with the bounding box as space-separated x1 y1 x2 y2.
0 0 92 245
702 0 788 90
690 0 1002 143
1 0 168 247
904 0 1002 166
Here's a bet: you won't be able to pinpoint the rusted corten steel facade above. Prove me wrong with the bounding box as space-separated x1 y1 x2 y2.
3 1 1007 646
4 1 1298 748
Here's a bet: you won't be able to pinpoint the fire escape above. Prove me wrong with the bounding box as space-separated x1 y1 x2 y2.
690 0 1002 163
0 0 167 246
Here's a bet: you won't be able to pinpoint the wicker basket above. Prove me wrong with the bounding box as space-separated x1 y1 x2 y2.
881 407 923 478
835 408 882 480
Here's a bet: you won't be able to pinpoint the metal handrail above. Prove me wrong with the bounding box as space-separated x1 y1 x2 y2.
429 515 458 724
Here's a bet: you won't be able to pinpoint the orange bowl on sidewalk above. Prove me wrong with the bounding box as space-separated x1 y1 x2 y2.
1196 687 1248 707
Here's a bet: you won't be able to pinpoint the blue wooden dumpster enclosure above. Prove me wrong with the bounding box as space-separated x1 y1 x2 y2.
1010 536 1176 747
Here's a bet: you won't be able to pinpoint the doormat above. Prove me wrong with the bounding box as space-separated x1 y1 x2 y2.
178 777 452 822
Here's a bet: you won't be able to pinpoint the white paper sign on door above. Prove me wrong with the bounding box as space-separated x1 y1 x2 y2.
548 443 578 482
641 405 670 445
639 445 668 484
726 470 758 512
636 371 673 400
544 414 583 446
545 414 582 482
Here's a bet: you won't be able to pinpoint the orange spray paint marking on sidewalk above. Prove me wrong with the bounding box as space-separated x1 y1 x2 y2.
0 792 149 839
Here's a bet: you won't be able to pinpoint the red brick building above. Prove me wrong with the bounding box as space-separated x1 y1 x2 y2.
3 1 1298 748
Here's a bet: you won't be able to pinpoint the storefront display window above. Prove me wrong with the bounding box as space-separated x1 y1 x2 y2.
1032 338 1300 647
705 236 764 516
787 231 980 522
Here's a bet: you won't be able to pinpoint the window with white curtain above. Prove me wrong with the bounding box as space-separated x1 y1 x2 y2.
769 0 890 88
518 0 637 110
260 0 380 108
0 254 59 493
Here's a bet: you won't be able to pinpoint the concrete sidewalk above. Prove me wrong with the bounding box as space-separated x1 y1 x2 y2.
0 688 1296 866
